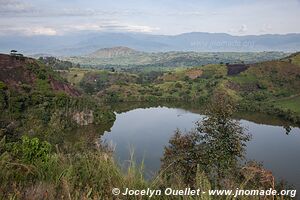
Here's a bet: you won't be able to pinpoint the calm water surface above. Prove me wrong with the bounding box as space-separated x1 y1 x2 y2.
101 106 300 190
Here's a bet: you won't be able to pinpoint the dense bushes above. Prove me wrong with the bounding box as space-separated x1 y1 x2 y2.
161 93 250 187
238 100 300 126
38 56 77 70
0 95 295 199
0 86 116 140
0 136 122 199
0 83 7 112
7 136 52 164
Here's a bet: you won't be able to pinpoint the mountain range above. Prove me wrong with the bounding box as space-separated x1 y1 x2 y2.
63 47 289 68
1 32 300 56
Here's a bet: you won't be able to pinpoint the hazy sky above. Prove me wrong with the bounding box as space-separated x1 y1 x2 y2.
1 0 300 36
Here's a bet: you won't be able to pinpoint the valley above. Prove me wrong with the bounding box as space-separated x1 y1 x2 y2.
55 51 300 125
1 50 300 199
61 47 289 69
2 0 300 198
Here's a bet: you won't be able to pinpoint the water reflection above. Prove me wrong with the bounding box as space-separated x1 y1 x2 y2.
101 105 300 190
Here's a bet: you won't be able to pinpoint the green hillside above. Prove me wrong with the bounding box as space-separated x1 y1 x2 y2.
1 52 299 199
63 49 289 69
0 54 115 140
68 52 300 124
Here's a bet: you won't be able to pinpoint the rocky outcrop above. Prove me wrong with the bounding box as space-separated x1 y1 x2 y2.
72 110 94 126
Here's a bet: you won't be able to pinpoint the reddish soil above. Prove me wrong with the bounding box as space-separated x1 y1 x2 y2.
0 54 36 88
226 64 249 76
0 54 80 96
226 81 259 92
49 76 80 96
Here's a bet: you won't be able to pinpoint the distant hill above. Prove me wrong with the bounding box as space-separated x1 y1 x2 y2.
1 32 300 56
88 46 140 58
63 50 289 68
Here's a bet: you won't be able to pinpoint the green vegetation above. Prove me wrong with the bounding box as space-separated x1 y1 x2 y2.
161 93 250 186
0 54 115 141
63 51 288 70
79 70 138 94
65 53 299 125
38 56 80 70
273 95 300 114
281 52 300 66
0 136 142 199
1 52 300 199
57 52 300 125
0 84 115 140
158 93 295 199
0 94 295 199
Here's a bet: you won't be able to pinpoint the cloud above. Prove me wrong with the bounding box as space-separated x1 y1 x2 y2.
56 8 144 17
227 24 248 35
0 25 58 36
26 27 57 36
1 0 299 36
166 10 224 17
0 0 34 15
0 21 159 36
0 4 144 18
64 22 159 33
260 24 272 33
120 24 159 32
238 24 248 34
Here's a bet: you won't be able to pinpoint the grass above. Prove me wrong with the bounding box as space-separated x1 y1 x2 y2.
1 136 287 200
0 136 146 199
62 68 87 85
282 52 300 66
58 68 100 85
291 54 300 66
229 73 257 84
273 95 300 114
200 64 227 79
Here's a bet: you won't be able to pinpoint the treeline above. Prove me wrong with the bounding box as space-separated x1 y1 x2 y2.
0 81 115 140
239 100 300 126
0 56 115 141
38 57 80 70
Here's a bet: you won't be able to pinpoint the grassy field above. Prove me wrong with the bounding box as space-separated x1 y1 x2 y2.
273 95 300 114
58 68 99 85
282 52 300 66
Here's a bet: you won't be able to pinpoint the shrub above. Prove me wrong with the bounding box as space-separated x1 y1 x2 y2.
175 82 183 88
0 81 7 90
9 136 52 164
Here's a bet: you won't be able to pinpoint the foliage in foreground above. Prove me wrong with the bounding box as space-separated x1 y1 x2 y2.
0 135 146 200
1 135 294 200
0 93 295 200
160 93 294 199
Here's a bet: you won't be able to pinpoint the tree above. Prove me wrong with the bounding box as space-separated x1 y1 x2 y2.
161 130 202 185
10 50 17 55
161 92 250 186
196 92 250 184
